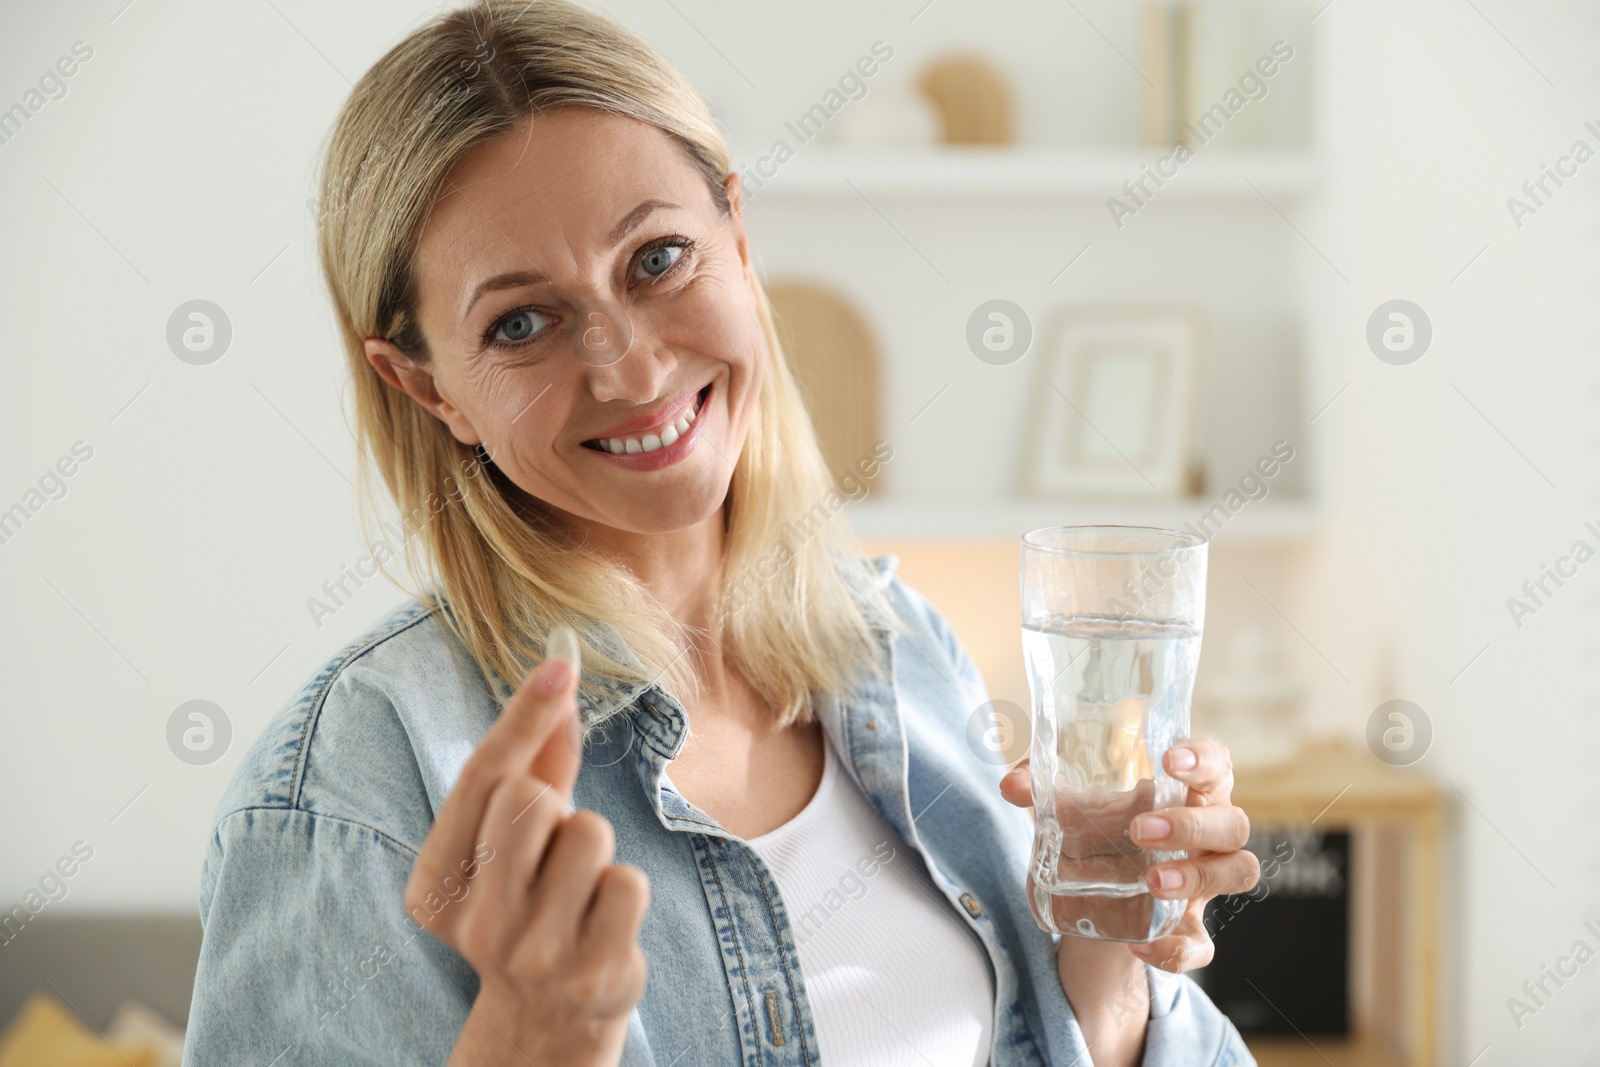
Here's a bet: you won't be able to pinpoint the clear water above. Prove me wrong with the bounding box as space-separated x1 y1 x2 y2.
1022 614 1199 942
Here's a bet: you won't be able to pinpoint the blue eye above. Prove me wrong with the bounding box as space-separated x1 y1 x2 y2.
489 308 548 345
635 244 683 280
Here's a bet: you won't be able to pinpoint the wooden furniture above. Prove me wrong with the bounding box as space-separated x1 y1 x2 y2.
767 281 883 489
915 55 1016 145
1229 741 1445 1067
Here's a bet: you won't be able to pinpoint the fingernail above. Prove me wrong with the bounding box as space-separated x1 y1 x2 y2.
1155 867 1184 891
1168 747 1197 772
547 625 581 673
534 626 581 693
1137 815 1171 841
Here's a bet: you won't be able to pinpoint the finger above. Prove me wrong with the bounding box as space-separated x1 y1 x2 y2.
525 809 616 947
1129 804 1250 853
1147 847 1261 900
1163 738 1234 803
1000 762 1030 808
579 863 651 959
528 627 583 799
1129 911 1214 973
455 774 568 947
408 631 580 915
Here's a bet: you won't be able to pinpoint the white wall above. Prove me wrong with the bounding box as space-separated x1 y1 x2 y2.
1301 2 1600 1062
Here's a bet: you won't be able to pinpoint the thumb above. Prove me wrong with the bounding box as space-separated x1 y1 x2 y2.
527 625 582 802
1000 760 1031 808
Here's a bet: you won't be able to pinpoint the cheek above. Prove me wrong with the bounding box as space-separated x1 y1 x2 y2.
502 373 582 456
740 341 766 430
444 360 581 494
714 323 765 450
677 275 765 406
493 394 589 505
461 363 556 441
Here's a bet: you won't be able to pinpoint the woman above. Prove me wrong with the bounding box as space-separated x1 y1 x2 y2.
183 3 1259 1065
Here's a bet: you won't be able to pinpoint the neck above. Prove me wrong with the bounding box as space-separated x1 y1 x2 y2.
562 505 735 692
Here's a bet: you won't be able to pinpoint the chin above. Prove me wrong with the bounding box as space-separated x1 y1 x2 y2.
595 479 732 535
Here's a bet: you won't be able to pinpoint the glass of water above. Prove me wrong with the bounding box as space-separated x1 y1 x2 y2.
1021 525 1207 943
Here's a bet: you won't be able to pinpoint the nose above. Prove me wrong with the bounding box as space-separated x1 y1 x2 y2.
580 303 677 405
569 299 633 369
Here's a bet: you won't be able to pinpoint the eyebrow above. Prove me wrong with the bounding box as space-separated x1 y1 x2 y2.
607 198 678 245
460 198 682 320
461 268 548 320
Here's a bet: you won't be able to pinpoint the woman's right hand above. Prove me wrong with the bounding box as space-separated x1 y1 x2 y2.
405 635 650 1067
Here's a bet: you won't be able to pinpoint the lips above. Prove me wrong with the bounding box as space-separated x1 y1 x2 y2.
582 385 709 456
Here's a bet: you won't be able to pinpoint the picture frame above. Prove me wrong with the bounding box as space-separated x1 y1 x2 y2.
1023 307 1205 498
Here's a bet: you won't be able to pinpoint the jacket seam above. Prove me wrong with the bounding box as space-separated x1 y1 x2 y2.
701 839 765 1067
214 803 422 860
288 603 440 810
1207 1016 1239 1067
744 849 815 1065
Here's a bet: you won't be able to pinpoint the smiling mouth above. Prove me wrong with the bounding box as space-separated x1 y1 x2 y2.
581 385 710 455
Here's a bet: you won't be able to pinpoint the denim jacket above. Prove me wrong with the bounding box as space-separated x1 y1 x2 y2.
182 555 1253 1066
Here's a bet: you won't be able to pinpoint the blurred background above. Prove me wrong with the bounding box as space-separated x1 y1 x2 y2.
1 0 1595 1064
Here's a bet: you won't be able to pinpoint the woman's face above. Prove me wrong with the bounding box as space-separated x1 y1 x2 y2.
366 108 762 539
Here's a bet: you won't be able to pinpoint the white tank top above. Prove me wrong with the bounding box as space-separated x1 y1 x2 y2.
744 734 995 1066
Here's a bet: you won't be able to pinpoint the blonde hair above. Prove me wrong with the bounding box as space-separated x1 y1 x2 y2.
316 0 890 725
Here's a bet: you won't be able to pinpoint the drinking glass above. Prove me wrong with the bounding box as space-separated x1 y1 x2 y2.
1021 525 1208 942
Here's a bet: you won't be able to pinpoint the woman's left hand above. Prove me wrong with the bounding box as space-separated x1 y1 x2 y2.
999 736 1260 974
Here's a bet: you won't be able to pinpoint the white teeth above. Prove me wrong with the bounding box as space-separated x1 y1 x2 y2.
595 394 704 455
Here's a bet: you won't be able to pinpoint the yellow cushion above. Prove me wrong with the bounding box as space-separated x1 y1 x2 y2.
0 993 157 1067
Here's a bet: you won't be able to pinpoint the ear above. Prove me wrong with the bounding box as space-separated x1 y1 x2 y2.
722 171 751 272
363 337 483 447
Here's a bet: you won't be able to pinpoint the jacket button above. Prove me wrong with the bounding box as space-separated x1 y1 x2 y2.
959 892 983 918
866 720 877 730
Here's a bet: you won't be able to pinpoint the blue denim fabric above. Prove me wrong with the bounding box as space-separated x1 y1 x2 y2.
183 555 1254 1066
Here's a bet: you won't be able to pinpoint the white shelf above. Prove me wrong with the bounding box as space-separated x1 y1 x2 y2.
846 496 1319 545
736 147 1319 198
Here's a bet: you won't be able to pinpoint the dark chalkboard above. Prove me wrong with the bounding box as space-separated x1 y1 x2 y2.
1193 827 1351 1036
